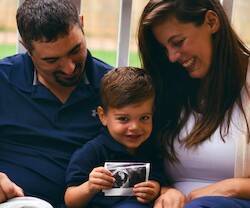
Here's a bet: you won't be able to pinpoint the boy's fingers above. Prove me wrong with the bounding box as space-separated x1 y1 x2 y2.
134 181 154 188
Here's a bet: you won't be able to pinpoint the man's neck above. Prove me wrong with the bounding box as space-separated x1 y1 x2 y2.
37 74 75 103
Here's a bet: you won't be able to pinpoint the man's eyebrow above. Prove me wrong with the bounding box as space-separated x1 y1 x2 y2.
41 56 59 61
67 43 81 54
41 43 82 61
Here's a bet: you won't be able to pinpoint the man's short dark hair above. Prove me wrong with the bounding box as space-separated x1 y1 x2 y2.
16 0 81 51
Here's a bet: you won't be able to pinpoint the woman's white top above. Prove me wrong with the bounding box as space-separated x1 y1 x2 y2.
165 59 250 195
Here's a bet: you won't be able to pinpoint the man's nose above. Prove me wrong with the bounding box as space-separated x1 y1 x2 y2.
61 58 75 75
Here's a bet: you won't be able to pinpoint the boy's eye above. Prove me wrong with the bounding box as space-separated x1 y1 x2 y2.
117 116 129 122
140 115 151 121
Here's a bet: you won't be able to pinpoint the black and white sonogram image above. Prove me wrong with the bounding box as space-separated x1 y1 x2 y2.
103 162 150 196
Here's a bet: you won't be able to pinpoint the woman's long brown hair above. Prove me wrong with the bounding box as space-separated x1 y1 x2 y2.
138 0 250 162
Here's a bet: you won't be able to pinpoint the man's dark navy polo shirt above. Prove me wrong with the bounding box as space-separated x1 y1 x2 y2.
0 52 111 207
66 129 166 207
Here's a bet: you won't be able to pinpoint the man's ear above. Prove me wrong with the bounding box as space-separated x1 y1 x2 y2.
204 10 220 33
79 15 84 28
19 39 32 56
97 106 107 126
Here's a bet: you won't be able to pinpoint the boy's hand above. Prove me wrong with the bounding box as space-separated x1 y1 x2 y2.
133 180 160 203
88 167 114 193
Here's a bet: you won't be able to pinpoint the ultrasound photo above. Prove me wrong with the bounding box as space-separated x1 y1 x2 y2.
103 162 150 196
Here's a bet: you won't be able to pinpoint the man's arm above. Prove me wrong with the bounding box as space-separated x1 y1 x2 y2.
0 173 24 203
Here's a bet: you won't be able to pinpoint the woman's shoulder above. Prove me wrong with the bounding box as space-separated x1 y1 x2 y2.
246 57 250 87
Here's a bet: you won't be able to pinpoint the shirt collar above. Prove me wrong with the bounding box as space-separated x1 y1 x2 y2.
100 128 129 153
11 50 96 92
100 128 152 155
32 66 90 86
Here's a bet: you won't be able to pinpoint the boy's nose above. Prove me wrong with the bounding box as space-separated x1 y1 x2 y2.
128 122 139 131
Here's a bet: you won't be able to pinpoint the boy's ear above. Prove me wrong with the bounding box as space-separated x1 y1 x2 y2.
205 10 220 33
97 106 107 126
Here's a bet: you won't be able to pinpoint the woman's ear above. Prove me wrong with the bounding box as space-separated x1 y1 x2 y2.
79 15 84 28
204 10 220 33
97 106 107 126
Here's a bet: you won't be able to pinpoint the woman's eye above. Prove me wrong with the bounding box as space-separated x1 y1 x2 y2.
173 39 185 48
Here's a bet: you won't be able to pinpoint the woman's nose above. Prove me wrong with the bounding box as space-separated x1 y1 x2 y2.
167 48 181 63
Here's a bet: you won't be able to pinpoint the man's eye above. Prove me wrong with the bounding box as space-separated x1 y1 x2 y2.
70 48 80 55
45 59 58 64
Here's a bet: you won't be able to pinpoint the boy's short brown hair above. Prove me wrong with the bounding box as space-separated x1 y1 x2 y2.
100 67 155 111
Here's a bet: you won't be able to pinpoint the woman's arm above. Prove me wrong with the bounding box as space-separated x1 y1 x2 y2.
153 186 186 208
187 178 250 201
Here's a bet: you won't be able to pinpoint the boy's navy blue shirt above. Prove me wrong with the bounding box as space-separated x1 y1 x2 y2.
66 128 166 207
0 51 111 207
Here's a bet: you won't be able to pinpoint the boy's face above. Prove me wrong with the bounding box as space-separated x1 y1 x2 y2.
98 98 154 153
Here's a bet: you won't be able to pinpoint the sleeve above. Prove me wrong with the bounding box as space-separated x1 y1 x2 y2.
149 155 170 186
142 139 169 186
65 141 101 187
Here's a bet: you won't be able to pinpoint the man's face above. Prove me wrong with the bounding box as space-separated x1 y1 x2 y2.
29 25 87 88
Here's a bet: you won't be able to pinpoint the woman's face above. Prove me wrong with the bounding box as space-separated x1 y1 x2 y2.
152 11 219 79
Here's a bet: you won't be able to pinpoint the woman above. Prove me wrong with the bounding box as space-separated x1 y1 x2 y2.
138 0 250 207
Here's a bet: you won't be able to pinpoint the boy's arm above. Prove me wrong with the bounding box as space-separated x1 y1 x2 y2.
65 167 114 208
133 180 160 203
64 181 96 208
65 139 115 208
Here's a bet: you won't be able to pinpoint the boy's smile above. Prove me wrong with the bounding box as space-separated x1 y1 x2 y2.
98 98 154 154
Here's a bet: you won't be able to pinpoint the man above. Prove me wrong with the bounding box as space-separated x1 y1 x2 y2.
0 0 111 206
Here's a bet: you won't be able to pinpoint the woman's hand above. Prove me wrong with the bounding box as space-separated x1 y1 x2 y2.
88 167 114 193
0 172 24 203
153 187 186 208
187 178 250 201
133 180 160 203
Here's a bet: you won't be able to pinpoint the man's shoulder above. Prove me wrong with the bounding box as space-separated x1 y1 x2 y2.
0 53 29 66
0 53 31 78
85 52 112 88
92 56 112 72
